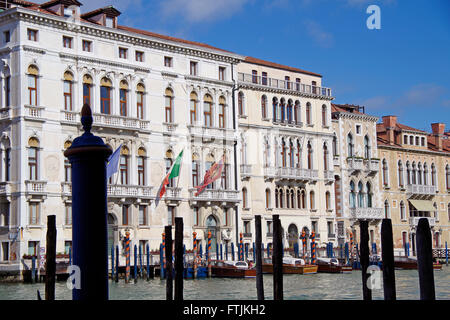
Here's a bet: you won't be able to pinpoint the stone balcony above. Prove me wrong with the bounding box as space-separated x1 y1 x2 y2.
0 108 11 121
162 122 178 135
263 166 277 180
94 113 151 133
188 188 240 204
61 182 72 196
107 184 154 199
364 158 380 176
346 157 364 174
409 217 436 227
0 182 11 195
349 207 384 220
24 105 45 122
276 167 319 182
240 164 252 179
406 184 437 198
324 170 334 183
165 187 182 200
187 124 236 141
25 180 47 196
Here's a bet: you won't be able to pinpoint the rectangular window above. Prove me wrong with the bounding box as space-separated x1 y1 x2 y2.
252 70 258 84
119 47 127 59
219 67 225 81
28 241 39 256
122 205 129 225
1 242 9 261
64 7 74 17
28 148 38 180
28 75 37 106
190 61 198 76
164 56 173 67
65 204 72 225
262 72 268 86
4 31 10 43
421 137 425 146
218 104 225 128
311 221 317 233
64 241 72 254
204 102 212 127
119 89 127 116
137 92 144 119
267 221 273 234
220 164 228 189
135 51 144 62
190 100 196 125
120 156 128 185
105 17 114 28
82 40 92 52
27 29 37 41
5 76 10 107
139 206 147 225
5 148 10 181
83 83 91 106
192 161 199 187
29 202 39 225
285 76 290 90
168 206 175 226
137 157 145 186
63 36 72 48
244 221 251 234
327 221 333 235
100 86 111 114
295 78 301 91
64 158 71 182
165 96 173 123
64 80 72 111
193 207 199 226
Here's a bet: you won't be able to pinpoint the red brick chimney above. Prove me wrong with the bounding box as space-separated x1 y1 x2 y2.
431 123 445 151
382 116 397 145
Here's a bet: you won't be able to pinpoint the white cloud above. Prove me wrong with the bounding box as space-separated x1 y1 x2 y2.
159 0 249 23
304 20 334 48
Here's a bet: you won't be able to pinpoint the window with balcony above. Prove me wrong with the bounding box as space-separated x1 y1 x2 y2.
296 141 301 168
203 94 213 127
136 83 145 119
119 80 128 117
63 36 72 48
358 182 364 207
192 156 199 187
28 146 38 180
431 163 436 186
220 163 229 190
29 202 39 225
82 40 92 52
285 76 290 90
252 70 258 84
190 61 198 76
261 72 268 85
349 181 356 208
312 81 317 94
135 51 144 62
63 71 73 111
82 74 92 106
137 151 146 186
287 100 293 123
294 101 300 124
218 96 226 128
280 99 285 123
423 163 428 185
347 133 353 157
165 88 174 123
295 78 301 91
366 182 372 207
100 77 112 114
219 66 226 81
364 135 370 159
64 157 71 182
122 205 129 225
27 29 38 41
165 150 174 187
27 65 39 106
120 146 129 185
272 97 278 122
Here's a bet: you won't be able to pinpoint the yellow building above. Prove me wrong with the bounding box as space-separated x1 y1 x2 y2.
377 116 450 256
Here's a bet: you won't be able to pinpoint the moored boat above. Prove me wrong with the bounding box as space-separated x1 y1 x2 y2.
262 257 318 274
317 258 352 273
394 257 442 270
211 260 256 278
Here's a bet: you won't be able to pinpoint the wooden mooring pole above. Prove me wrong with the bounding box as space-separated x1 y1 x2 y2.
255 215 264 300
359 220 371 300
174 218 183 301
45 215 56 301
272 215 283 300
416 218 435 300
165 226 173 300
381 219 396 300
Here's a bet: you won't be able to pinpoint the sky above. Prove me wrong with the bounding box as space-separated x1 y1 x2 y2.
37 0 450 132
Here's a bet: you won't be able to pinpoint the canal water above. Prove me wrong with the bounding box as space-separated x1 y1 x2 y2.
0 267 449 300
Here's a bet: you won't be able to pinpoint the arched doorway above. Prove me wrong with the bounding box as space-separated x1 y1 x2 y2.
288 224 298 249
107 213 117 255
206 215 219 253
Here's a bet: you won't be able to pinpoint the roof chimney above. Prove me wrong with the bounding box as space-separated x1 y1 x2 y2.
382 116 397 145
431 123 445 151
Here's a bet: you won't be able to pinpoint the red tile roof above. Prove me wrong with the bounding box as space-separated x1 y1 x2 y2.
331 103 365 115
244 56 322 77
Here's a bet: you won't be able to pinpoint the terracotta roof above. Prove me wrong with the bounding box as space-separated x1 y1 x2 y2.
40 0 82 8
81 6 121 19
9 0 36 6
331 103 365 115
244 56 322 77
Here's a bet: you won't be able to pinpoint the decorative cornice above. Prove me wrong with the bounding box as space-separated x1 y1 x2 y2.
59 52 150 73
238 81 334 101
161 71 178 79
333 111 378 123
377 143 450 157
23 45 46 55
238 122 335 138
185 75 234 88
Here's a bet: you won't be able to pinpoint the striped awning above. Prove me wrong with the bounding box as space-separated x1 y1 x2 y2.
408 200 435 212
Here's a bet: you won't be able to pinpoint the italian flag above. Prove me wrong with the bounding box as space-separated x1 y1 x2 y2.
155 149 184 208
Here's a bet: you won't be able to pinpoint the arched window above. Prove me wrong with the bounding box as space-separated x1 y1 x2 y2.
297 190 301 209
411 162 417 184
290 189 295 209
238 92 244 116
309 191 315 210
190 91 198 125
409 136 414 145
281 139 287 167
136 83 145 119
349 181 356 208
27 65 39 106
191 153 200 187
63 140 71 182
28 137 39 180
406 161 411 185
279 188 284 208
261 95 267 119
332 135 338 156
242 188 248 208
323 143 328 171
296 140 301 168
322 104 327 126
366 182 372 207
100 77 112 114
286 188 290 209
347 133 353 157
446 164 450 190
165 149 174 187
358 182 364 207
275 189 279 208
325 191 331 210
2 138 11 182
448 203 450 221
287 99 293 123
403 135 408 144
63 71 73 111
306 102 311 125
423 163 428 185
431 163 436 186
119 80 128 117
398 160 404 187
263 138 270 167
4 67 10 107
301 190 306 209
382 159 389 186
219 96 226 128
265 188 271 209
289 140 294 168
83 74 93 106
137 147 146 186
364 135 370 159
165 88 174 123
272 97 278 122
294 101 300 124
120 146 129 185
203 94 213 127
307 141 312 170
384 200 390 218
417 162 423 185
400 201 406 220
280 98 286 123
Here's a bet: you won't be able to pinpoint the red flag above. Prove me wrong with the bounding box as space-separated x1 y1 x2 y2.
155 171 170 208
195 155 225 196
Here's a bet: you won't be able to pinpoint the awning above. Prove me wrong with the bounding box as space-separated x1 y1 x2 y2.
408 199 435 212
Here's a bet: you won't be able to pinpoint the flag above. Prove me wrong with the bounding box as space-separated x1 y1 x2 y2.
194 154 225 196
106 143 123 179
155 149 184 208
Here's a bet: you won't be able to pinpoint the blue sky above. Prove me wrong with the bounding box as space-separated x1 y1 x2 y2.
38 0 450 131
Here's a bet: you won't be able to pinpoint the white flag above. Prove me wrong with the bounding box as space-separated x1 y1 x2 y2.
106 144 122 179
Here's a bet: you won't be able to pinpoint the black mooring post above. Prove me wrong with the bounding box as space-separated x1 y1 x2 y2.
416 218 435 300
273 215 283 300
64 104 112 300
255 215 264 300
381 219 396 300
45 215 56 301
174 218 184 301
359 220 372 300
165 225 173 301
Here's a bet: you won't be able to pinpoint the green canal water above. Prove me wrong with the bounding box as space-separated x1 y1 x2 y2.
0 267 449 300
